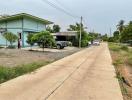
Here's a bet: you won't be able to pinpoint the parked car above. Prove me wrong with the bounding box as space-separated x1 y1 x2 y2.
56 41 68 49
93 40 100 46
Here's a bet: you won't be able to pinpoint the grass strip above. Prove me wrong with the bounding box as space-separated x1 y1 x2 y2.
0 61 51 84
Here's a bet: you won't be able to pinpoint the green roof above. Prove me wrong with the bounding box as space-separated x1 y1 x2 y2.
0 13 53 24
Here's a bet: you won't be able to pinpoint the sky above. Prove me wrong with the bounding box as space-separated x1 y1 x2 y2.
0 0 132 34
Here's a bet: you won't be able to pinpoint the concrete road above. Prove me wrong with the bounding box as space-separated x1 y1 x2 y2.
0 43 123 100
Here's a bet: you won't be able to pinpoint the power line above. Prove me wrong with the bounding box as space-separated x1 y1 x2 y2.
53 0 71 11
41 0 80 18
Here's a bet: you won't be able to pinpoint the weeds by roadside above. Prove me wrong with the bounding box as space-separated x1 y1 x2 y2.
109 42 132 100
0 61 51 84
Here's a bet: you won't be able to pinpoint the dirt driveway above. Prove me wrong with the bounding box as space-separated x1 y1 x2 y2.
0 47 80 67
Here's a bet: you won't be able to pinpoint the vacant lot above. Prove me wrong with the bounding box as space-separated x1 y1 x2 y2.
0 47 81 83
109 43 132 100
0 47 81 67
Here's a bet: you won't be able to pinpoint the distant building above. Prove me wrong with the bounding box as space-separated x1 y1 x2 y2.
0 13 53 47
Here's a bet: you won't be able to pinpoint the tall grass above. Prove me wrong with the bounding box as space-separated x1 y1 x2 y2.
109 43 121 51
109 42 129 52
120 45 129 51
0 61 51 83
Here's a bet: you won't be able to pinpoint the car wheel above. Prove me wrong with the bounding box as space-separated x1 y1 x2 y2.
57 44 61 49
60 46 64 49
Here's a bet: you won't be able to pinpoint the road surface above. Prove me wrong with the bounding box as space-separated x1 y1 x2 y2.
0 43 123 100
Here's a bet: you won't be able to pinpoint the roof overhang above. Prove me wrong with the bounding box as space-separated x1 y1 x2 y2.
0 13 53 25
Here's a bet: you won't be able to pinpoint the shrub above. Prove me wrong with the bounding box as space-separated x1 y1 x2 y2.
81 40 88 47
120 45 129 51
3 32 18 46
0 47 4 49
7 45 16 49
26 34 34 50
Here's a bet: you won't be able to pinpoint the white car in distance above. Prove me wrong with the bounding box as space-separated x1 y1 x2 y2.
93 40 100 46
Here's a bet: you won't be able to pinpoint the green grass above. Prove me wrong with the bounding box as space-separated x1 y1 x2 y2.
109 42 132 66
0 61 51 84
108 42 121 51
109 42 129 52
109 42 132 96
113 59 123 66
120 45 129 51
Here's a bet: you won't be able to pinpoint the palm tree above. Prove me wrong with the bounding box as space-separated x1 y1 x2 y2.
117 20 125 33
117 20 125 42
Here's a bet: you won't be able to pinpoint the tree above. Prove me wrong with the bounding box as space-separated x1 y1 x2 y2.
53 25 61 33
121 21 132 42
117 20 125 42
117 20 125 33
67 23 90 47
32 31 55 52
113 31 120 42
67 23 83 31
46 26 53 33
46 25 61 33
3 32 18 47
108 37 115 42
26 34 34 50
101 34 108 41
89 32 100 42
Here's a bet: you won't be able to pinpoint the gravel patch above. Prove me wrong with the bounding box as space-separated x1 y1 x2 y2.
0 47 81 67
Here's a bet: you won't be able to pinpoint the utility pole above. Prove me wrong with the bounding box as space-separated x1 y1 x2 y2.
110 27 112 37
79 16 82 48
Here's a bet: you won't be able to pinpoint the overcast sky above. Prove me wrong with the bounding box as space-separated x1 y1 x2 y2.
0 0 132 34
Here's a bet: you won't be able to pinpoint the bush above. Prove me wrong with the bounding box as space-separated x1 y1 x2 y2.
81 40 88 47
3 32 18 46
108 37 115 42
0 46 4 49
26 34 34 49
120 45 129 51
7 45 16 49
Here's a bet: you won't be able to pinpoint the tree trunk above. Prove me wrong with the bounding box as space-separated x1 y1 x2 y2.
42 43 45 52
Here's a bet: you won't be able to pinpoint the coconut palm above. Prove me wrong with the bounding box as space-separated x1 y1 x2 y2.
117 20 125 33
117 20 125 42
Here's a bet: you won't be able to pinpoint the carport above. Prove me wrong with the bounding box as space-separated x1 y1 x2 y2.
51 31 77 42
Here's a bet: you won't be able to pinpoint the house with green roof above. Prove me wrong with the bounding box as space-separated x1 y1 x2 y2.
0 13 53 47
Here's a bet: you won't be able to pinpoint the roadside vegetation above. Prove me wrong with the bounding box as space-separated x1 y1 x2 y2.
109 42 132 100
67 23 101 47
0 46 80 84
27 31 55 52
3 32 18 49
100 19 132 100
0 61 51 84
101 20 132 46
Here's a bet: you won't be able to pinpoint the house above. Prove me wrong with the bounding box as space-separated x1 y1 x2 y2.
0 13 53 47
